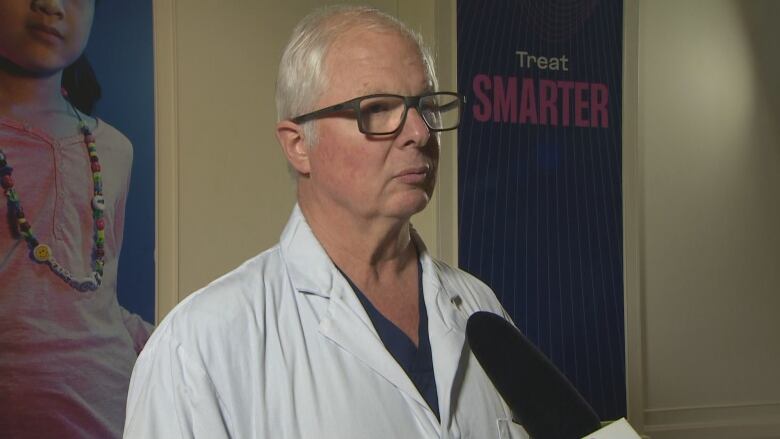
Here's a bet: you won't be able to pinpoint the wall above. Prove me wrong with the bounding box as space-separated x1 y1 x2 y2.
625 0 780 437
152 0 458 319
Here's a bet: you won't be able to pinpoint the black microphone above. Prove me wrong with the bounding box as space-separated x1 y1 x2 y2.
466 311 601 439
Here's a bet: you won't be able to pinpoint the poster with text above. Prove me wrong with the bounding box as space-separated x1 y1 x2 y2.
458 0 625 419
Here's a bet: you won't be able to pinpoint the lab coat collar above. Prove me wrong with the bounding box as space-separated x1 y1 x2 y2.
279 204 465 329
279 204 337 299
279 204 469 430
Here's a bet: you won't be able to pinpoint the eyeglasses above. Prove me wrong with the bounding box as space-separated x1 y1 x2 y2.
290 92 464 135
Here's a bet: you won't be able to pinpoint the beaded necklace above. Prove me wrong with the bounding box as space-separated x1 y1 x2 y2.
0 92 106 292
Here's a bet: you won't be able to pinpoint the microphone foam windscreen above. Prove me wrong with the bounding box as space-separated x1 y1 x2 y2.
466 311 601 439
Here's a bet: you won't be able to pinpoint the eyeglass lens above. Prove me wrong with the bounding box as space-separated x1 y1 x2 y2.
358 94 460 134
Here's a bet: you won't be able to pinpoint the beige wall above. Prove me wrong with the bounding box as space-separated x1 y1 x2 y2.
625 0 780 437
152 0 458 319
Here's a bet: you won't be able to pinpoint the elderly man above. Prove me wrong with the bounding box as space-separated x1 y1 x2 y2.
124 6 528 439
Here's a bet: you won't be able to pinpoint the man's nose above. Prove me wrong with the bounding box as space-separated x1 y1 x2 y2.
31 0 65 17
399 108 431 148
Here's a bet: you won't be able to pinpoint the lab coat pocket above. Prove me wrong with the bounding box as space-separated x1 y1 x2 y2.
497 418 530 439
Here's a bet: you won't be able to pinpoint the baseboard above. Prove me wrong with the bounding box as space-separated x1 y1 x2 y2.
643 401 780 439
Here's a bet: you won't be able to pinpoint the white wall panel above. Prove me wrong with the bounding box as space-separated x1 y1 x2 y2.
626 1 780 437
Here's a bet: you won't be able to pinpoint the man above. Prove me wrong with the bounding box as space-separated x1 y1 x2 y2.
124 6 529 439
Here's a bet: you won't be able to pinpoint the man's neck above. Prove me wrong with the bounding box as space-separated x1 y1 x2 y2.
298 193 418 286
298 180 424 345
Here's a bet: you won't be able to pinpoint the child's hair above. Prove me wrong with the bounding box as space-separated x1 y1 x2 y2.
61 54 102 115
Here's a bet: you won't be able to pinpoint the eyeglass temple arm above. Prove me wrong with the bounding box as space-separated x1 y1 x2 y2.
437 97 464 112
290 101 355 124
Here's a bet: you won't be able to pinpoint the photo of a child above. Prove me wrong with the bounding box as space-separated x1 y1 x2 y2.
0 1 154 437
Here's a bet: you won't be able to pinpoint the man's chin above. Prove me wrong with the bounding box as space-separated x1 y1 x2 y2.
392 192 432 219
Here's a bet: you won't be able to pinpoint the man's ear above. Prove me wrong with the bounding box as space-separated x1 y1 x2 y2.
276 120 312 175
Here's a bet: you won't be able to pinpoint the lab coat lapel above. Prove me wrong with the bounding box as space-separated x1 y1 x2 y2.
428 287 467 428
317 277 433 414
417 236 470 429
280 205 433 416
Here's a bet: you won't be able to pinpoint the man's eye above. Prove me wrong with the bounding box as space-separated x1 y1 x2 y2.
365 103 392 114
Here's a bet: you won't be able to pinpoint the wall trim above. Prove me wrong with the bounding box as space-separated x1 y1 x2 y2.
433 0 458 266
646 400 780 424
153 0 179 322
622 0 645 434
644 401 780 439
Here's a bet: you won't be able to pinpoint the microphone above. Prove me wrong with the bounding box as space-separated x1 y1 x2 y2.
466 311 601 439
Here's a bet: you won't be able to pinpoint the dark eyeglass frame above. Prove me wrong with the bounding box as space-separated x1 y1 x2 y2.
290 91 465 135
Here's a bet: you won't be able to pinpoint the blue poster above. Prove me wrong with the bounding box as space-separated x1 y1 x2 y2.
87 0 155 323
457 0 625 419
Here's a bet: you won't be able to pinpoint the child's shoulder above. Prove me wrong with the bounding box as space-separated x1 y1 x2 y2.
92 117 133 157
93 118 131 145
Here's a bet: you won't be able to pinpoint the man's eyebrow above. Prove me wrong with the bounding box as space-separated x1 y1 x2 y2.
352 83 436 96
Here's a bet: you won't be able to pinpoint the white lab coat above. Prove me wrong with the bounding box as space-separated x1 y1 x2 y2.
124 205 530 439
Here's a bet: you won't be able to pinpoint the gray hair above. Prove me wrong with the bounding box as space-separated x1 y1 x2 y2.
275 5 438 147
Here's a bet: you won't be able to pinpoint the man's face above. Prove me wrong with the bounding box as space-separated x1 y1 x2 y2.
0 0 95 76
303 29 439 223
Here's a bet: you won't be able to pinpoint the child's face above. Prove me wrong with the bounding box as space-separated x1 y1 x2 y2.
0 0 95 76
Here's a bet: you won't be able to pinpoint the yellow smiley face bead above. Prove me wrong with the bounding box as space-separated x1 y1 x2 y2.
33 244 52 262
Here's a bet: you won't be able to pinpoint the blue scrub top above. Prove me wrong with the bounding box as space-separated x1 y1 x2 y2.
338 260 440 421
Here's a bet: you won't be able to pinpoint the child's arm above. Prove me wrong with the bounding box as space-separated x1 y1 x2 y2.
120 306 154 354
109 128 153 353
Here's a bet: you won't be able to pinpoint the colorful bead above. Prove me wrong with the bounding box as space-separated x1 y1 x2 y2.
95 248 105 258
50 260 62 274
91 162 101 173
0 165 12 176
96 218 105 230
92 195 105 211
1 174 13 189
33 244 52 262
